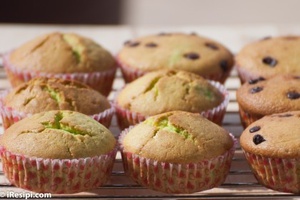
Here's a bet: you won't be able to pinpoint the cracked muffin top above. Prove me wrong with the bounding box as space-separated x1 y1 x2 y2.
8 32 116 73
3 77 111 115
236 36 300 82
240 111 300 158
237 75 300 116
118 33 234 77
0 110 116 159
116 70 224 116
122 111 234 163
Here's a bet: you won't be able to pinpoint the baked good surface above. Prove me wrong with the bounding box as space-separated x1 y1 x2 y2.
122 111 233 163
0 110 116 159
236 75 300 116
118 33 233 76
240 111 300 158
4 77 111 115
236 36 300 80
116 70 224 116
9 32 115 73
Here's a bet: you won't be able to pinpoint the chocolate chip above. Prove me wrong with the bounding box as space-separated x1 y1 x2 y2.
253 134 266 145
250 86 263 94
293 76 300 79
277 113 293 117
158 32 172 36
287 91 300 100
190 32 198 36
220 60 228 72
248 77 265 84
184 53 200 60
262 56 277 67
145 42 158 47
205 42 219 50
125 41 140 47
249 126 261 133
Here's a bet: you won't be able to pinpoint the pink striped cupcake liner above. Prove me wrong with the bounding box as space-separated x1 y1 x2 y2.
243 151 300 193
0 146 117 194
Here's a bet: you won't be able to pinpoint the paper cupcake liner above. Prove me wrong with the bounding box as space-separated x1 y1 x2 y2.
0 146 117 194
238 105 264 128
114 80 229 130
119 127 236 194
243 151 300 193
117 57 231 84
3 52 116 96
0 90 114 129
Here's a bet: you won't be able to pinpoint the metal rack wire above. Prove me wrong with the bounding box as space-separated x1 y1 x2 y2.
0 64 299 199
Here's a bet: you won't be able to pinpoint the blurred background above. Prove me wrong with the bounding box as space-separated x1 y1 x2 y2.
0 0 299 25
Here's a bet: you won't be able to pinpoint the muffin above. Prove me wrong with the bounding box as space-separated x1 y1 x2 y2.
236 75 300 128
240 111 300 193
117 32 234 83
0 110 117 193
115 70 229 129
0 77 114 129
236 35 300 83
119 111 236 194
3 32 116 96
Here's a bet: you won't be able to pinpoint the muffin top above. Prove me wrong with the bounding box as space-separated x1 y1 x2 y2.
240 111 300 158
122 111 234 163
236 75 300 116
116 70 224 116
236 36 300 80
0 110 116 159
3 77 111 115
9 32 115 73
118 33 233 76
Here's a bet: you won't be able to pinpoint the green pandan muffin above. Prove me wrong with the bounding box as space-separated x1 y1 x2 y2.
0 110 117 194
115 69 229 129
119 111 236 194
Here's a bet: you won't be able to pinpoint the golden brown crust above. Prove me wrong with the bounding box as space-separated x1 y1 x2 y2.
0 110 116 159
236 36 300 80
123 111 233 163
4 77 111 115
118 33 234 76
240 111 300 158
116 70 224 116
9 32 116 73
236 75 300 116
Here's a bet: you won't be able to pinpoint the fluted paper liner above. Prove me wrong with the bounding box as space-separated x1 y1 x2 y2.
0 90 115 129
3 52 116 96
243 151 300 193
0 147 117 194
115 80 229 130
119 127 236 194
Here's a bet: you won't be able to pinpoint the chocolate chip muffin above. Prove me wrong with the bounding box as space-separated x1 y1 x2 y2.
115 70 229 129
240 111 300 193
120 111 236 194
236 75 300 128
3 32 116 96
0 110 117 193
0 77 113 129
117 32 234 83
236 35 300 83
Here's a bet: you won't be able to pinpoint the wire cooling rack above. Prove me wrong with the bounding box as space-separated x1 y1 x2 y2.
0 63 299 199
